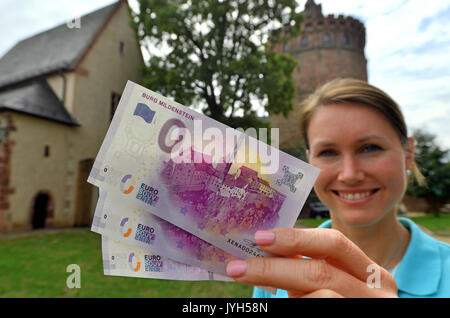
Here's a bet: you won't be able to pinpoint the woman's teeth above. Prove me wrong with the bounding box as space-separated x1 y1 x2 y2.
338 191 372 200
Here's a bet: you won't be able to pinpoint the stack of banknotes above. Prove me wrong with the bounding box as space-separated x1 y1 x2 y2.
88 81 320 292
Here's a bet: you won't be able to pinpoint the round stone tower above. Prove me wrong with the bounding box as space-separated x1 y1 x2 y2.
270 0 368 148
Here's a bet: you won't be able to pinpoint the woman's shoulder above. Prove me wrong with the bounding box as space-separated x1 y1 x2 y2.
396 217 450 297
252 287 288 298
398 217 449 247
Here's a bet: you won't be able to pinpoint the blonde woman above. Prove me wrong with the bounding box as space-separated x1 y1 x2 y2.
226 78 450 298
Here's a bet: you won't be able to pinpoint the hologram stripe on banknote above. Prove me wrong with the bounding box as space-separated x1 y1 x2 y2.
93 189 238 276
88 80 320 260
101 235 232 281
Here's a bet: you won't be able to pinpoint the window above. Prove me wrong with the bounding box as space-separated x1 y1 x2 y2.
111 92 121 120
323 34 330 44
343 35 350 45
44 145 50 158
301 36 308 47
283 43 289 52
119 41 125 56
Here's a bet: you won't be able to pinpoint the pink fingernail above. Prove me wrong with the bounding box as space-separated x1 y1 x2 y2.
254 230 275 245
226 260 248 277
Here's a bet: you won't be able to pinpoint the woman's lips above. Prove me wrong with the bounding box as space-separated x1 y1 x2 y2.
331 189 380 203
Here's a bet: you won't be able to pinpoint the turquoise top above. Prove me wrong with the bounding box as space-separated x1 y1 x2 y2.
252 217 450 298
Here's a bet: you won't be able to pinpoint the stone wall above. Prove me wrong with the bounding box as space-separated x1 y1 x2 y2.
269 11 367 148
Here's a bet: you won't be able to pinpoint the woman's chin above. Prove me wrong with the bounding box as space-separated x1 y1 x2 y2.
332 210 384 227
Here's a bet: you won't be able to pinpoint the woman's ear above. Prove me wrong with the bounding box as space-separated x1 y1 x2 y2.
405 136 415 170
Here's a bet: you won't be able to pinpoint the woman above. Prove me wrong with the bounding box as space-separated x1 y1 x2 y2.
226 78 450 297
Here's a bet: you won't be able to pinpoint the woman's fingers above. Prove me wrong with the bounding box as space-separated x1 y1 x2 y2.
226 257 377 298
299 289 344 298
254 228 390 284
226 228 399 297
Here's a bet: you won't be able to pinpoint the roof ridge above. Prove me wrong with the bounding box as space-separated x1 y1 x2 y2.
0 0 122 89
13 1 121 47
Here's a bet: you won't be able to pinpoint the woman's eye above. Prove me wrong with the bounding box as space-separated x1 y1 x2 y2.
361 144 382 153
317 149 336 157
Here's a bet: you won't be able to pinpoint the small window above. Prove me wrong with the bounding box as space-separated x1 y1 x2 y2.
343 35 350 45
323 34 330 44
283 43 289 52
119 41 125 56
44 145 50 158
301 36 308 47
111 92 122 120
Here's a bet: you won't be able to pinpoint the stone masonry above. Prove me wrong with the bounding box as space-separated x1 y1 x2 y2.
269 0 368 148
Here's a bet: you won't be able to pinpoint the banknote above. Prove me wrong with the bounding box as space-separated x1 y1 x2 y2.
102 235 276 294
92 189 239 276
101 235 232 281
88 80 320 260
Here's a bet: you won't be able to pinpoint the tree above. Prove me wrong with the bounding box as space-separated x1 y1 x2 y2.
131 0 302 130
407 129 450 217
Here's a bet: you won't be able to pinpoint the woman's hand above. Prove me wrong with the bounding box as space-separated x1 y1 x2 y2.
226 228 398 298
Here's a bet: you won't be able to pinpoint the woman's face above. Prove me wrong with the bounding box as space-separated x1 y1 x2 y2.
307 103 414 226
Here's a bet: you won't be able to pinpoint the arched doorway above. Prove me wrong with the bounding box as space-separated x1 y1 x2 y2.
30 192 54 229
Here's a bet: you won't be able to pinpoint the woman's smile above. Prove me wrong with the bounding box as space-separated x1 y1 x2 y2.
331 188 380 204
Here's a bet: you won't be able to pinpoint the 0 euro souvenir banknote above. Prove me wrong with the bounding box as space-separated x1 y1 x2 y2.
95 191 277 294
101 235 232 281
88 80 320 260
92 189 239 276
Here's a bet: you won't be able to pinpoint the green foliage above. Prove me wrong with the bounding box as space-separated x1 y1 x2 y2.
280 141 308 162
407 128 450 201
132 0 302 129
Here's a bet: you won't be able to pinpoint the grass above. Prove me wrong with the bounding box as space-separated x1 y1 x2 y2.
1 213 448 298
409 213 450 236
296 218 329 228
297 213 450 235
0 230 252 298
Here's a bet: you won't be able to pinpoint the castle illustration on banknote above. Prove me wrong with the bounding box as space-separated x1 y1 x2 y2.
160 146 286 236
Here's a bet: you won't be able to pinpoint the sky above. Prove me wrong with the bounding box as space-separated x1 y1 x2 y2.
0 0 449 149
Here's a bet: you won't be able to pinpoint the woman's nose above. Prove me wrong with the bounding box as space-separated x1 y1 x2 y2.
337 155 364 184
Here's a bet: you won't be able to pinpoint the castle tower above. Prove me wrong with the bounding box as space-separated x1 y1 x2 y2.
269 0 367 148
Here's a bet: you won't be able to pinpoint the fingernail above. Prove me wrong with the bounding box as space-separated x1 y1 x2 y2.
254 230 275 245
226 260 248 277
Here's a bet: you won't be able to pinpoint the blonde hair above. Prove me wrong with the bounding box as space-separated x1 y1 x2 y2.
300 78 426 186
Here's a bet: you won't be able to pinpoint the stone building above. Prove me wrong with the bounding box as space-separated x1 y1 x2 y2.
270 0 368 148
0 0 144 232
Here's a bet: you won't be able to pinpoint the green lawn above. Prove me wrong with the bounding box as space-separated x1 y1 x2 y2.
0 230 252 298
297 213 450 235
409 213 450 236
1 213 448 298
